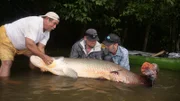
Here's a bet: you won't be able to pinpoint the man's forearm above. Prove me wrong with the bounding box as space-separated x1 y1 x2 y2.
37 43 45 53
38 47 45 53
25 38 53 65
27 43 44 57
25 38 45 58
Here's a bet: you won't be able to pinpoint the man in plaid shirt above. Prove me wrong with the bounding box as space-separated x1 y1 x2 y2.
102 33 130 70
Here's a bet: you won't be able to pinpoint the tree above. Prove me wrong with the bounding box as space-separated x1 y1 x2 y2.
122 0 175 51
48 0 121 37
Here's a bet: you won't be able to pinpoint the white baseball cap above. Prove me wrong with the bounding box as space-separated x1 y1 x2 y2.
41 11 59 21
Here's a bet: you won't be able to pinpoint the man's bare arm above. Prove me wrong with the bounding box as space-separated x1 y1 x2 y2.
25 37 53 65
37 43 45 53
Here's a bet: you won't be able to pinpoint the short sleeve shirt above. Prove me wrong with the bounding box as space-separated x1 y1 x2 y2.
4 16 50 50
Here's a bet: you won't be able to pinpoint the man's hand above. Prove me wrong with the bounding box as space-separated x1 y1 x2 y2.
25 38 53 65
41 55 54 65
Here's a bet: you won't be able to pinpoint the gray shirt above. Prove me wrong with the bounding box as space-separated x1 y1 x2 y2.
70 39 102 59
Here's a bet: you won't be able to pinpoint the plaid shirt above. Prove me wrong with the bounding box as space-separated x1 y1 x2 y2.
111 46 130 70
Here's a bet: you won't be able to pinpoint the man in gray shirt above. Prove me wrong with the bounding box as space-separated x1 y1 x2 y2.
70 28 102 59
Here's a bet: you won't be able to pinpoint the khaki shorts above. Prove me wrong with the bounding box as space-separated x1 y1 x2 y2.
0 26 31 61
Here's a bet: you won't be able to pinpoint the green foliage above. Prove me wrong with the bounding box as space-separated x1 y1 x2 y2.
49 0 120 28
92 0 107 6
4 0 179 51
62 0 91 23
121 0 175 23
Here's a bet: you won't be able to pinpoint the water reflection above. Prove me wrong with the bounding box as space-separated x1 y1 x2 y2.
1 67 180 101
25 72 133 93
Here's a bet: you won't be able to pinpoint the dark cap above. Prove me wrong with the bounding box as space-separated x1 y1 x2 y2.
102 33 120 46
85 28 99 41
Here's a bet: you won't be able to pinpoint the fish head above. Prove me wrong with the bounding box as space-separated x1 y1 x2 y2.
30 55 57 69
30 55 46 68
30 55 65 70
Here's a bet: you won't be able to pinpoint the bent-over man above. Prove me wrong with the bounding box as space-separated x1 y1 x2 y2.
0 11 59 77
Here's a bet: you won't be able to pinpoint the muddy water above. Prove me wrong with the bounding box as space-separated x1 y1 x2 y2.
0 58 180 101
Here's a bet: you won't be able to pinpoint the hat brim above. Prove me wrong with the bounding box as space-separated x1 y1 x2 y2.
40 15 59 21
102 40 114 46
86 36 99 41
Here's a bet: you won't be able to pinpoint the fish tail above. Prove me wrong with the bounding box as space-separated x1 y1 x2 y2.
140 62 159 87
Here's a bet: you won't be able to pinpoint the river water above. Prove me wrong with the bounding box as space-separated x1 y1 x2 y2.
0 56 180 101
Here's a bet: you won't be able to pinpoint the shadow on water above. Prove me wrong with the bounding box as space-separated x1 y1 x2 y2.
0 50 180 101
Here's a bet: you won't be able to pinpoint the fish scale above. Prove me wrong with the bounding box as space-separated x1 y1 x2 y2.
30 55 158 86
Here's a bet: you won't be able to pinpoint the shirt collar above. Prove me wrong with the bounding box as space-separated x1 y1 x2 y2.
110 46 122 56
80 39 101 52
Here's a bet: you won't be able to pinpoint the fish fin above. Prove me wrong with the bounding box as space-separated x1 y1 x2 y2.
110 71 119 75
41 66 61 76
110 69 122 75
141 62 159 87
53 70 65 76
63 68 78 79
96 77 107 81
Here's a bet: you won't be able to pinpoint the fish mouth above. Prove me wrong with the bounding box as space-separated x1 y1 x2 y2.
30 55 61 75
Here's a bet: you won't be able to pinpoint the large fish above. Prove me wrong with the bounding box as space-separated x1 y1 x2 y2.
30 55 159 87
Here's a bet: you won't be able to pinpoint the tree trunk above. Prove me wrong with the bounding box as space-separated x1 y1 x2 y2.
80 24 86 38
176 34 180 52
176 19 180 52
143 24 151 52
122 27 128 45
170 18 176 52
